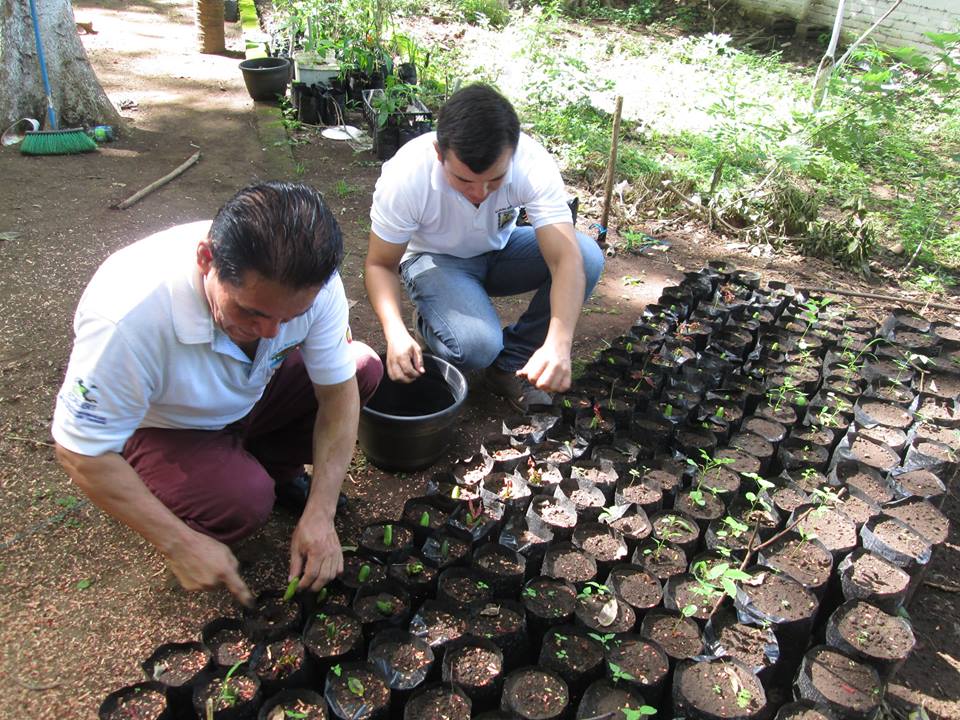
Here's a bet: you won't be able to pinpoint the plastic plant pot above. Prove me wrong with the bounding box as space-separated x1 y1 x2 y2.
99 681 171 720
141 641 212 718
500 666 570 720
256 688 328 719
239 57 291 102
323 661 391 720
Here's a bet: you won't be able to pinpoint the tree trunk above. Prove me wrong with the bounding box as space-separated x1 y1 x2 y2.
195 0 226 54
0 0 120 130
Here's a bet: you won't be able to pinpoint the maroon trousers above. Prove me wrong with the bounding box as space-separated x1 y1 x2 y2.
122 343 383 544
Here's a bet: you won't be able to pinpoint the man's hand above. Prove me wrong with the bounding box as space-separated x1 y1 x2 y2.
164 530 254 606
386 328 425 383
289 513 344 592
518 341 572 393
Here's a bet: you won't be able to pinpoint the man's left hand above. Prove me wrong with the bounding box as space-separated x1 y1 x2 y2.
289 513 343 592
518 344 572 393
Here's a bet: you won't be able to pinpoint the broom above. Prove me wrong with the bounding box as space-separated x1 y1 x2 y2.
20 0 97 155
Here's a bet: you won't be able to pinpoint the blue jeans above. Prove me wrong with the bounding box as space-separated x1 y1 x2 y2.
399 227 605 373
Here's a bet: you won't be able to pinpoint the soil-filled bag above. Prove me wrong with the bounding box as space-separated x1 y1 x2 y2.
824 600 915 680
407 599 468 670
572 521 629 575
606 563 663 616
387 551 439 605
242 592 305 644
603 633 670 704
831 460 897 507
575 678 652 719
435 565 495 610
352 580 412 643
837 549 910 614
403 681 472 719
538 624 605 703
471 541 527 598
323 661 391 720
500 666 570 720
401 496 452 545
860 515 932 601
795 645 884 720
774 699 839 720
502 412 559 446
302 606 366 677
251 632 313 697
704 608 780 685
542 540 599 587
202 617 257 670
890 468 947 507
758 533 834 600
141 640 212 718
639 608 705 665
520 576 578 645
367 628 433 714
441 636 504 713
882 496 950 546
672 657 768 720
467 599 530 670
191 665 263 720
257 688 328 719
480 471 533 514
99 681 172 720
358 521 415 563
481 435 531 474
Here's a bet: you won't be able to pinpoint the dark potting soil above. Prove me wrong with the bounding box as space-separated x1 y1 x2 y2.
610 566 662 611
894 469 946 501
652 513 699 547
360 523 414 556
576 679 650 718
389 556 438 590
255 635 305 681
404 685 471 720
729 431 775 465
710 613 776 673
354 591 406 623
714 447 762 476
788 468 829 494
606 637 669 686
739 570 817 623
475 548 523 577
503 668 569 719
668 574 719 620
147 644 209 686
859 425 907 453
368 373 455 416
675 659 765 718
543 546 597 584
196 674 259 713
773 700 838 720
840 550 910 605
439 574 494 606
801 646 882 716
637 542 687 581
370 639 433 680
102 686 168 720
263 697 327 720
208 628 255 667
839 467 894 505
641 611 704 660
677 488 726 524
755 404 797 431
869 517 931 559
409 604 468 649
522 578 577 620
831 601 915 662
303 612 362 658
619 477 663 507
772 486 808 515
791 425 834 450
577 528 628 563
847 435 900 472
609 512 653 544
534 498 578 530
834 494 879 528
699 466 741 495
858 400 914 429
796 507 858 556
326 667 390 718
542 630 604 675
448 645 502 688
761 536 833 590
421 533 471 567
469 603 525 643
567 486 606 513
243 596 301 642
884 498 949 545
576 593 636 634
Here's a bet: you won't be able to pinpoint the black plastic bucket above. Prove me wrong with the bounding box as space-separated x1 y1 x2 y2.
359 354 467 471
239 57 290 102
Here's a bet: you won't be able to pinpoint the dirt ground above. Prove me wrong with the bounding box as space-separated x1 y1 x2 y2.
0 1 958 717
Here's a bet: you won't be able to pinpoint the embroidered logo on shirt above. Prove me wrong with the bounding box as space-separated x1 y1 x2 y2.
269 341 303 368
496 207 518 230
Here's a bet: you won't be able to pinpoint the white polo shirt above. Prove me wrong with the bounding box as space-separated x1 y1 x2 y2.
370 132 572 261
52 221 355 456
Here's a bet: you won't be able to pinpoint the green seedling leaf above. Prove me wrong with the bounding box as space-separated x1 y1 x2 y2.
283 577 299 602
347 677 365 697
331 664 342 677
382 524 393 546
681 604 698 618
77 578 92 590
375 598 395 615
357 564 371 583
419 511 430 527
707 563 730 580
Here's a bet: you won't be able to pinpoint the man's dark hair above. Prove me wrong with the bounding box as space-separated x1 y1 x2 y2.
208 181 343 289
436 84 520 173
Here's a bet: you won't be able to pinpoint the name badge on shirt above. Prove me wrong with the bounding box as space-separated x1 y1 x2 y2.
269 341 303 368
496 206 518 230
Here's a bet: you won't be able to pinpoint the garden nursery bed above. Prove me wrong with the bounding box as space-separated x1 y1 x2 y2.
99 262 953 719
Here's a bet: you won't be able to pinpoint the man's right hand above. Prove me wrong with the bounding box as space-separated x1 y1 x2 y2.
386 329 425 383
164 529 254 607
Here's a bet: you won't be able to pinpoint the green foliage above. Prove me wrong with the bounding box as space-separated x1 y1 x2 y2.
455 0 510 28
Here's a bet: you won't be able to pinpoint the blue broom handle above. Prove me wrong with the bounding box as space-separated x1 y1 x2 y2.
28 0 57 129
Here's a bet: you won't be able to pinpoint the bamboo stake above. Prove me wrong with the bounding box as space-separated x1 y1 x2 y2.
801 286 960 313
597 96 623 245
115 151 202 210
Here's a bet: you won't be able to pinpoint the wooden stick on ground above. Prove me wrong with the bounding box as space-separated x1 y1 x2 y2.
597 96 623 245
801 286 960 313
115 151 202 210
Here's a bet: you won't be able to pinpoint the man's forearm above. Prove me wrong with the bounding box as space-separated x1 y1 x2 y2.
364 263 409 343
54 445 195 556
306 378 360 521
545 254 586 350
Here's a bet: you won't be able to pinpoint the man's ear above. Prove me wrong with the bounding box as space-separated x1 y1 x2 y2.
197 240 214 275
433 140 443 164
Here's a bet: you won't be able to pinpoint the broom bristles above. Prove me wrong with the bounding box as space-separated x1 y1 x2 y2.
20 128 97 156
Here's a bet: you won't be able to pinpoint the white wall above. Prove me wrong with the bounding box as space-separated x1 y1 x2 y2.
735 0 959 56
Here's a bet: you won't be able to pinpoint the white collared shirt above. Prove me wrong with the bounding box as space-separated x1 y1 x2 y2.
370 132 572 261
52 222 354 456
